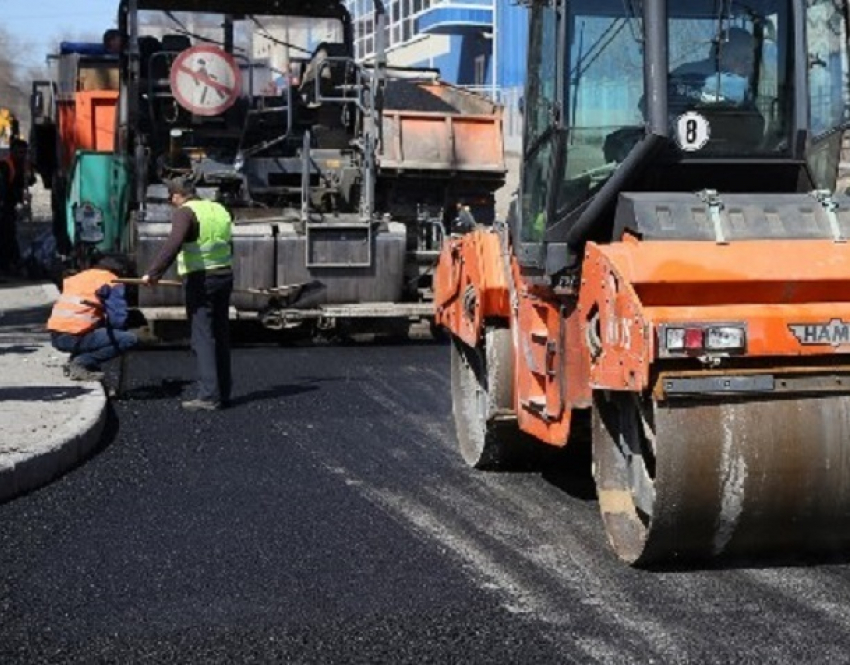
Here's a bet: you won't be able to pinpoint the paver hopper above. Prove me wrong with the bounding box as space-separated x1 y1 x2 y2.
36 0 506 337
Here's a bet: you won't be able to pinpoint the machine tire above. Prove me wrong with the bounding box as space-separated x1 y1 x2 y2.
50 176 71 256
450 325 524 469
429 319 449 342
592 390 657 564
375 319 411 344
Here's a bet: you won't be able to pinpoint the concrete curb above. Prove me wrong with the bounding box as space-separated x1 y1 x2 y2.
0 282 110 504
40 281 59 305
0 391 107 504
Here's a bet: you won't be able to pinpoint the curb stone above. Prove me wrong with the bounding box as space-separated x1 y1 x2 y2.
0 281 109 503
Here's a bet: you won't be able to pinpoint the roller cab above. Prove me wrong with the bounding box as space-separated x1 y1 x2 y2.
434 0 850 564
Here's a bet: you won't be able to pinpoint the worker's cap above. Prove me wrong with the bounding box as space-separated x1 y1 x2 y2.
165 176 197 197
93 253 130 276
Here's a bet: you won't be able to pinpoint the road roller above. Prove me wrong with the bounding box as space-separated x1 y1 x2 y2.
434 0 850 564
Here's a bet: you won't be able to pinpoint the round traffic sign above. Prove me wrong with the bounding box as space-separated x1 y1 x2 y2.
170 45 242 116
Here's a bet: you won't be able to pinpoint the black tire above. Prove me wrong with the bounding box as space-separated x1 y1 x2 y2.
51 176 70 256
592 390 657 564
449 326 525 469
429 319 449 342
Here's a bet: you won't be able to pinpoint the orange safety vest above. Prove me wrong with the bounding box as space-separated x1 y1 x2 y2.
47 269 118 335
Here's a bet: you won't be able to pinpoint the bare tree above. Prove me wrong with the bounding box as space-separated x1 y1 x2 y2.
0 27 33 135
0 24 106 137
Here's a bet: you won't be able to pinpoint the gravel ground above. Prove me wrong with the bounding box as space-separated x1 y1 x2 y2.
16 178 52 247
28 177 53 222
12 178 58 281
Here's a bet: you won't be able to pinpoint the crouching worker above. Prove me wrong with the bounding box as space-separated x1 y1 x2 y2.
47 257 139 381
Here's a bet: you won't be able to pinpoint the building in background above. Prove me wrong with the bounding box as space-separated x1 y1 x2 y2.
345 0 527 151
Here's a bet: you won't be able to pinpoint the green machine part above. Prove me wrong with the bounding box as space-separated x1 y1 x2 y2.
66 150 130 253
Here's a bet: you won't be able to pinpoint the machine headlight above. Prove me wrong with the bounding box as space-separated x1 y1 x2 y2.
661 323 747 355
705 326 747 351
665 327 686 351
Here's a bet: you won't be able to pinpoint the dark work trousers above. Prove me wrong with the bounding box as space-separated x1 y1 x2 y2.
0 206 19 271
184 269 233 404
52 328 139 368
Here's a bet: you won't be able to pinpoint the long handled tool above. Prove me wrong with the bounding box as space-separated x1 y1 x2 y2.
113 278 328 308
105 278 327 399
115 277 304 296
115 278 183 288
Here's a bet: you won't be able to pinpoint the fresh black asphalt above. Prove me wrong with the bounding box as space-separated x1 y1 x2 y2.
4 342 850 664
0 343 564 663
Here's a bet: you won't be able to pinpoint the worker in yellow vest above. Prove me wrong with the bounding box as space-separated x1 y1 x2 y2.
141 177 233 411
47 256 139 381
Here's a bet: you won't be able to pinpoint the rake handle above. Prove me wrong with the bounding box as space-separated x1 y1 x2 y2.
113 278 313 297
114 278 183 287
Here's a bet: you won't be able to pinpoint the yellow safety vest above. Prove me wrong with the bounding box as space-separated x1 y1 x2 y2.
530 210 547 241
177 200 233 276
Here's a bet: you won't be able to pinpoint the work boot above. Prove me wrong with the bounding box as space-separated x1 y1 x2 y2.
67 362 105 382
181 399 221 412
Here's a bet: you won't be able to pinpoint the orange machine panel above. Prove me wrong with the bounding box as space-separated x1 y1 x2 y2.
598 238 850 306
433 229 510 347
579 239 850 391
57 103 78 171
75 91 118 152
511 257 592 446
578 242 653 392
56 91 118 172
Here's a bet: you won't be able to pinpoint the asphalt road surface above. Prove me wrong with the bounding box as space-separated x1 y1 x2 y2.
3 342 850 664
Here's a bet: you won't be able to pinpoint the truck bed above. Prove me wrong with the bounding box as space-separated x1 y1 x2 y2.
378 79 506 177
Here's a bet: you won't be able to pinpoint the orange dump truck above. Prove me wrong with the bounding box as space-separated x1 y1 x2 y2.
30 41 120 256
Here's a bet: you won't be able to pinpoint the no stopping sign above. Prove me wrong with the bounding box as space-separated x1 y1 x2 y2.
170 45 242 116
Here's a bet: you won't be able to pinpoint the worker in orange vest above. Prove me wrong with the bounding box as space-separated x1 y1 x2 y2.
0 138 34 274
47 256 139 381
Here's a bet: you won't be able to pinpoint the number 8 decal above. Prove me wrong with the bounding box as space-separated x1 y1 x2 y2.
676 111 710 152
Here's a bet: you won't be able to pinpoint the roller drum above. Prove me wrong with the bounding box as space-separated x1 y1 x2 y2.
593 392 850 565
